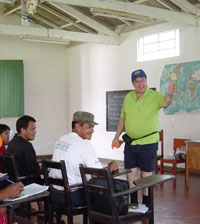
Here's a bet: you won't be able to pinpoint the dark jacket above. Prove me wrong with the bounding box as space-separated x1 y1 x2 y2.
6 134 42 185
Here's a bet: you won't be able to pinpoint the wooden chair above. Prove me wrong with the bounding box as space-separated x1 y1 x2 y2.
155 130 164 174
79 164 156 224
2 154 48 221
2 154 39 182
160 138 189 185
42 159 88 224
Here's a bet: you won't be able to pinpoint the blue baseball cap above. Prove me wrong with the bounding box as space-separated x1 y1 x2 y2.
131 69 147 81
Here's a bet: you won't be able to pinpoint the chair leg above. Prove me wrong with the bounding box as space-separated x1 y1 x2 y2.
44 198 49 224
155 159 158 174
83 211 88 224
160 160 164 174
26 202 31 220
148 188 154 224
67 215 73 224
173 163 177 186
56 213 62 224
49 213 54 224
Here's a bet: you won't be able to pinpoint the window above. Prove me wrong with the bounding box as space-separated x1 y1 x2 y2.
0 60 24 117
137 29 180 62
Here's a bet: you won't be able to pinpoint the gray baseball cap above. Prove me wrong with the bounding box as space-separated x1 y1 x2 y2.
73 111 99 126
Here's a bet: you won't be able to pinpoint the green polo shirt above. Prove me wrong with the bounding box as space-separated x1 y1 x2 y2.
120 88 166 145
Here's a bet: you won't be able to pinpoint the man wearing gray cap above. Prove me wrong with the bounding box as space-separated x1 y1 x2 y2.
50 111 118 207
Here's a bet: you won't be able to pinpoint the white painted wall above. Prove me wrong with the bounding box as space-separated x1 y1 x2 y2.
0 35 68 155
65 22 200 161
1 22 200 162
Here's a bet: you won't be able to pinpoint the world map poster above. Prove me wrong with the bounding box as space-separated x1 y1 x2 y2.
160 61 200 115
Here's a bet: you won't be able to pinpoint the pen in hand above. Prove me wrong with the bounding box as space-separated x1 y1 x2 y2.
6 179 15 184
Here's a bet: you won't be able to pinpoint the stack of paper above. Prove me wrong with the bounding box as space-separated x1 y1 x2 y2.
4 183 49 201
128 204 149 214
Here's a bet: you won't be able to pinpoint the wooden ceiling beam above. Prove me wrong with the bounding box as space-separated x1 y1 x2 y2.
48 2 118 36
3 2 21 16
46 0 200 26
156 0 180 11
0 23 120 45
38 3 95 33
169 0 200 15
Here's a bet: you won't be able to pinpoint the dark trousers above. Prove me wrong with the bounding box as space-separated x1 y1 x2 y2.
50 188 86 207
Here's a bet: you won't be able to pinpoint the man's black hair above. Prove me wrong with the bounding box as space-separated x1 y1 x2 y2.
0 124 10 135
16 115 36 134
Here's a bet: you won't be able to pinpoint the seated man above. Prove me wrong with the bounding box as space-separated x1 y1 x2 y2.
0 124 10 172
50 111 118 207
5 115 42 185
5 115 44 217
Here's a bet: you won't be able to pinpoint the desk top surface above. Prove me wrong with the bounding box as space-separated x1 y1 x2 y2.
115 174 175 196
133 174 175 187
187 140 200 143
0 191 49 208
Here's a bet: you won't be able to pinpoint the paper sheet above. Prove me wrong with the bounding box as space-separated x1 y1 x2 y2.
128 204 149 214
0 173 8 178
4 183 49 201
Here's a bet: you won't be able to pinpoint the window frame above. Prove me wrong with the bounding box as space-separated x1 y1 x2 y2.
137 29 180 62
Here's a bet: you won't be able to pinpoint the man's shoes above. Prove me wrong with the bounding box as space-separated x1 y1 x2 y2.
129 203 139 209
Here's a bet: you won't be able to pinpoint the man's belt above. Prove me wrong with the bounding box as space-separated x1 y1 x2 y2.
51 185 83 194
51 186 65 194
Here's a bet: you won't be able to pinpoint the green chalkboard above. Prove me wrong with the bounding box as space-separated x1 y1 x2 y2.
106 90 131 132
0 60 24 117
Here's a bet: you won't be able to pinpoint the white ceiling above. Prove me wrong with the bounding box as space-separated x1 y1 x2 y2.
0 0 200 45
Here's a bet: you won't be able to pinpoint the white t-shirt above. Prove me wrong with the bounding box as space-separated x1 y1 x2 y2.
50 132 102 188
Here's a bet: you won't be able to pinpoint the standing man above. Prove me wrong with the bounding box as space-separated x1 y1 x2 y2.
50 111 118 207
0 124 10 172
112 69 175 207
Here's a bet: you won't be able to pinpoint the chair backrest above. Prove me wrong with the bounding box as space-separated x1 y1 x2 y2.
2 154 21 182
79 164 120 223
159 129 164 157
42 159 72 208
173 138 189 154
2 154 41 185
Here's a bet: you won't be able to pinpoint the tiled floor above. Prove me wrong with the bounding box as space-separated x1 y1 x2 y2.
32 170 200 224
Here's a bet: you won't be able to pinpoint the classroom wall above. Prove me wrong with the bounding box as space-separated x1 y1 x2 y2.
65 22 200 161
0 35 68 155
0 21 200 161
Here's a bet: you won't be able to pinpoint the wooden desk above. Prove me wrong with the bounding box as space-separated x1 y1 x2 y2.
0 191 49 224
110 174 174 224
186 141 200 188
115 174 175 196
